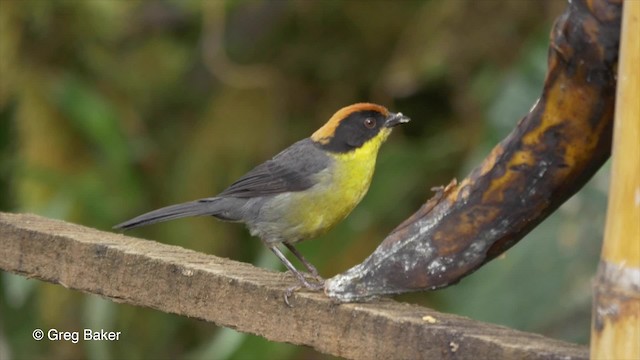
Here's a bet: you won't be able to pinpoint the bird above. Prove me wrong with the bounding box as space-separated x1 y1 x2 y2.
114 103 410 300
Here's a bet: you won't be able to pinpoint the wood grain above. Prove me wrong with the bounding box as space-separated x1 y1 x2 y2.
0 212 588 360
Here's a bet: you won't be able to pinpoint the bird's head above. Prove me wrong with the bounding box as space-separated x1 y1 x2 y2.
311 103 410 153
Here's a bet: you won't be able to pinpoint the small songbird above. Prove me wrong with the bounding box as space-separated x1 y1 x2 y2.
114 103 410 298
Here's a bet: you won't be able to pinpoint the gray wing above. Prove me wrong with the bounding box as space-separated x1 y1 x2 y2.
113 138 329 230
217 138 331 198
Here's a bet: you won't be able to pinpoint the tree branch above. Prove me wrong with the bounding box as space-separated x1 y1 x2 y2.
326 0 622 301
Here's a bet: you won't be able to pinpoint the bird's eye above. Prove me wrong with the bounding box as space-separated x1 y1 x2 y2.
364 118 376 129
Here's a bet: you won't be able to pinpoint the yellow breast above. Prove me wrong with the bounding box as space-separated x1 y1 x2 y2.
283 128 391 241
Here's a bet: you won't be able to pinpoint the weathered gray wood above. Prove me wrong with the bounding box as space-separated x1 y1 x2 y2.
0 212 588 360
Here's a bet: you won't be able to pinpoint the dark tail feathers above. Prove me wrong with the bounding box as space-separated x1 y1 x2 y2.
114 198 221 230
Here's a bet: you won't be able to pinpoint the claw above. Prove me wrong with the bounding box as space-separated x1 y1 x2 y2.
284 285 301 307
282 279 325 307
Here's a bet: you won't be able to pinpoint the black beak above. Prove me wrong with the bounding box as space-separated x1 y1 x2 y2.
384 112 411 128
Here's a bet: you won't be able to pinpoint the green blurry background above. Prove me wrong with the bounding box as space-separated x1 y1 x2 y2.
0 1 609 359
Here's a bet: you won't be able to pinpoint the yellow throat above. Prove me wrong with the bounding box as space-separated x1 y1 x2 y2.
285 127 393 241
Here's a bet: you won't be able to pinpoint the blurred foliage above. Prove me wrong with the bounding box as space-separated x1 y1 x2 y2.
0 0 607 359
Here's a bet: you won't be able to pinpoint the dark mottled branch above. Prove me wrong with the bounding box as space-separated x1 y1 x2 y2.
326 0 621 302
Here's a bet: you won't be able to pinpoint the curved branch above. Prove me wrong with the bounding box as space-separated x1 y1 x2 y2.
326 0 621 302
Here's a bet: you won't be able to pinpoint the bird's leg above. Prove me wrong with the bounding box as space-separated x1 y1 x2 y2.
268 245 323 289
284 243 323 281
268 245 324 306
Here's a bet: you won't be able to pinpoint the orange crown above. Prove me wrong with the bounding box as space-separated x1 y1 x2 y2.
311 103 389 143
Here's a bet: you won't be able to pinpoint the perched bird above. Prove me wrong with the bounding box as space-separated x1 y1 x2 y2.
114 103 410 298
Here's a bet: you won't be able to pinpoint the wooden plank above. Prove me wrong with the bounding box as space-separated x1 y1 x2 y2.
0 212 587 360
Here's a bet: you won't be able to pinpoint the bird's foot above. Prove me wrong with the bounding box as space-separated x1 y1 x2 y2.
284 286 300 307
282 243 323 281
283 278 324 307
